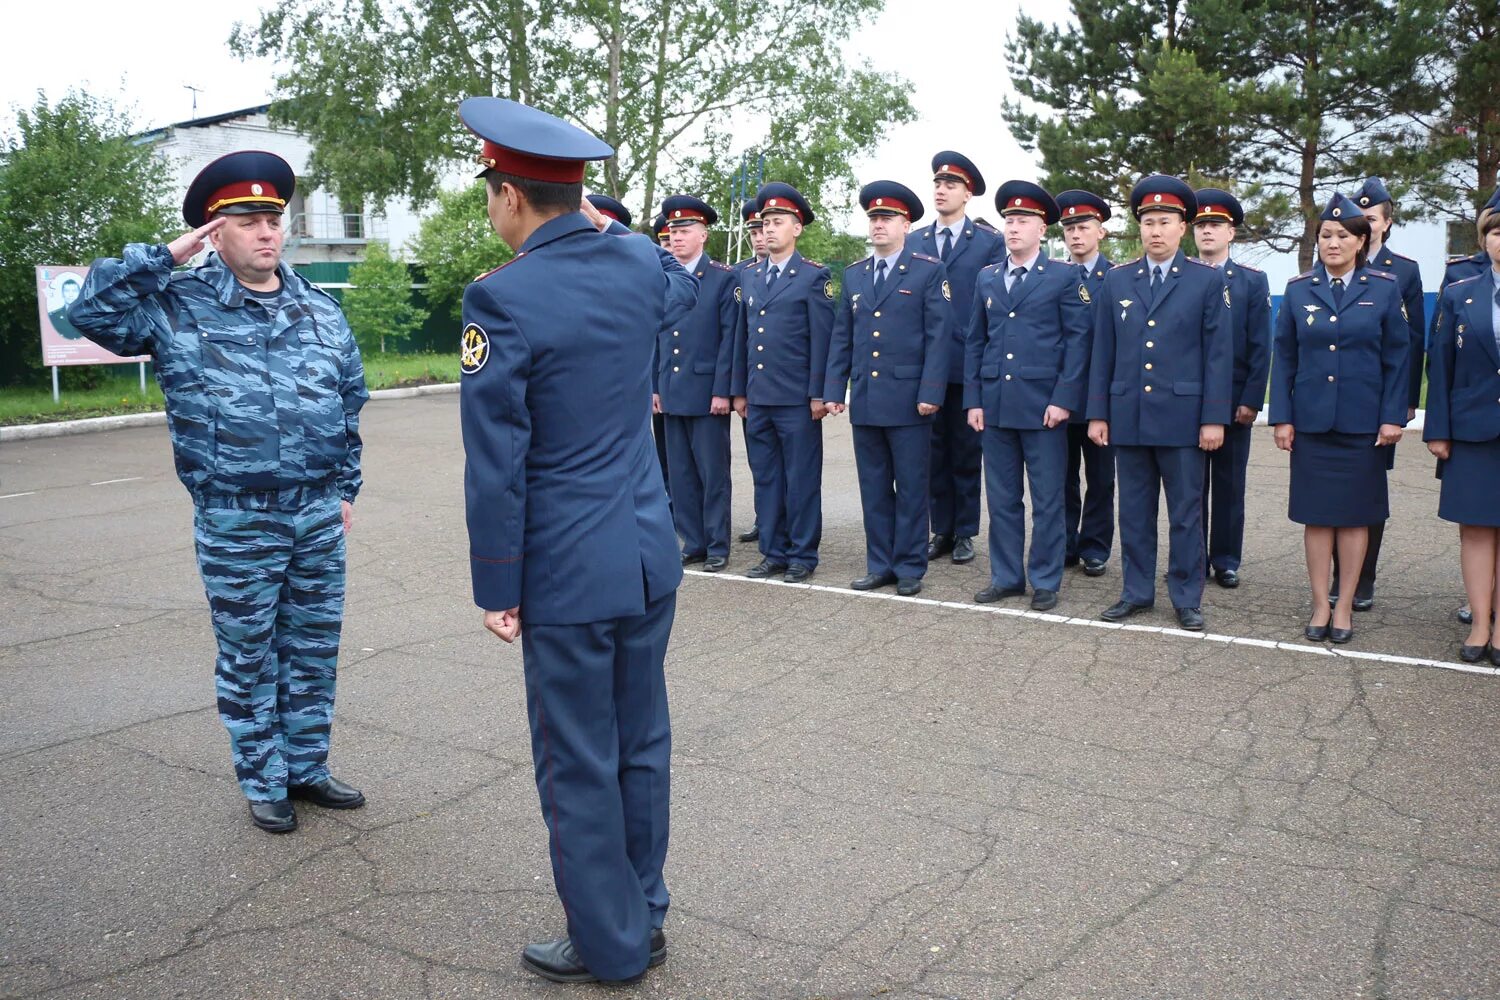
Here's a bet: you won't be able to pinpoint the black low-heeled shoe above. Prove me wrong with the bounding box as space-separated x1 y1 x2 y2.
1304 623 1330 642
1459 643 1490 664
1328 626 1354 644
1490 645 1500 667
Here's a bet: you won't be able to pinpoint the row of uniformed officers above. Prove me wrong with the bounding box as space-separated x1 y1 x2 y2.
603 157 1500 664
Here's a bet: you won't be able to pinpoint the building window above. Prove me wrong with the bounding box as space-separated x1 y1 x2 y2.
1448 220 1476 257
341 200 365 239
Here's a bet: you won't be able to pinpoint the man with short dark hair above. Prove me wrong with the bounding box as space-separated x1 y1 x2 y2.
69 150 369 834
458 97 698 986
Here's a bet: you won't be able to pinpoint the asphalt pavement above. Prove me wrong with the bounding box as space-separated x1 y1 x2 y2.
1 393 1497 999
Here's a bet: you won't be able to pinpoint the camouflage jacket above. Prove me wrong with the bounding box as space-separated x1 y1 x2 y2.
69 244 368 502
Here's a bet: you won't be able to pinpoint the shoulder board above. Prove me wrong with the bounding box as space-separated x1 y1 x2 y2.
846 257 870 272
1447 273 1484 289
739 258 759 270
475 253 525 282
981 262 1004 274
1364 268 1397 282
800 257 824 268
1287 270 1316 284
973 219 999 234
911 252 940 264
1447 254 1468 262
1109 259 1139 271
708 260 733 272
1183 257 1216 270
1383 249 1415 264
1230 260 1262 273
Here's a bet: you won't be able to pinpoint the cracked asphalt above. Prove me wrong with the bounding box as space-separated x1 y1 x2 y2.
2 393 1497 1000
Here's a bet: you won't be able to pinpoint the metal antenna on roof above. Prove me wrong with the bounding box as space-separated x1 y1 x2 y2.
183 84 204 117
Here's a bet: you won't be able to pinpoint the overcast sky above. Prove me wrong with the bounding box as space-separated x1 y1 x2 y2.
5 0 1063 227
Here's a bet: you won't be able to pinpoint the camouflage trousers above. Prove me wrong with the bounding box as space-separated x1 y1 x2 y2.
192 485 345 802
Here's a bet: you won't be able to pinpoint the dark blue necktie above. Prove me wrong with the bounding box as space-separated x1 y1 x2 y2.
939 230 952 262
765 264 780 288
1148 266 1162 305
875 259 888 293
1010 266 1027 291
1331 277 1345 307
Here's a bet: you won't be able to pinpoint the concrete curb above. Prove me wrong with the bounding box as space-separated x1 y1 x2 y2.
1 382 459 442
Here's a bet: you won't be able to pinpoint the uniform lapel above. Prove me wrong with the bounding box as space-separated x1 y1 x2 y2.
1126 258 1152 319
1008 255 1047 311
760 251 801 309
1463 269 1500 367
1145 251 1185 316
871 248 910 308
942 218 973 268
1306 264 1338 314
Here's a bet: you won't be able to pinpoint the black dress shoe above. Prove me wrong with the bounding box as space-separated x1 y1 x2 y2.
1352 595 1374 612
1457 606 1474 625
1491 645 1500 667
744 558 787 579
738 524 760 543
1459 643 1490 664
975 585 1025 604
1214 569 1240 589
927 534 955 560
1030 589 1058 611
1304 623 1330 642
951 536 976 564
650 928 667 967
703 556 727 573
288 776 365 809
783 564 813 584
681 551 707 566
248 799 297 833
521 936 644 985
1329 626 1354 644
1101 599 1152 622
1174 607 1205 631
1082 558 1107 577
896 578 923 596
851 571 897 591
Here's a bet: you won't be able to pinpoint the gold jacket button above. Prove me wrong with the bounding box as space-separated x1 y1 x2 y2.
1144 385 1153 392
872 371 879 378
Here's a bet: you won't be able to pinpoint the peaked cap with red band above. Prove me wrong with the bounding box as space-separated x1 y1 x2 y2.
1130 174 1197 220
1192 187 1244 227
859 180 924 223
661 194 719 227
459 96 613 185
1056 189 1112 225
995 180 1060 225
755 182 815 226
183 150 295 227
931 150 986 196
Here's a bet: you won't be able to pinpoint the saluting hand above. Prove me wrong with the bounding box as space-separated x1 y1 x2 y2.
1043 405 1069 429
485 607 521 643
1376 423 1403 447
1199 424 1225 452
578 194 608 232
166 217 227 266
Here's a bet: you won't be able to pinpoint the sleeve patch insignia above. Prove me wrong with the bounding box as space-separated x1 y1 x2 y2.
1078 284 1091 304
461 323 490 374
734 285 743 303
1223 287 1232 309
824 279 835 300
1401 302 1409 322
942 280 952 302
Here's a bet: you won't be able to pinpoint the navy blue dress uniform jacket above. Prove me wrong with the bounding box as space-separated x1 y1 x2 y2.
1268 266 1410 433
965 258 1093 427
824 250 951 424
1067 256 1113 425
906 218 1005 383
1221 260 1273 410
657 256 738 413
1086 252 1234 445
1366 243 1425 409
460 213 698 623
731 252 835 404
1425 271 1500 442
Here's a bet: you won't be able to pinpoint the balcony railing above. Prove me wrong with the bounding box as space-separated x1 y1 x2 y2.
284 212 389 248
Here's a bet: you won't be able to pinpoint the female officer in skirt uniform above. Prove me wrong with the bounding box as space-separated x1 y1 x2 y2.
1269 193 1409 644
1423 209 1500 665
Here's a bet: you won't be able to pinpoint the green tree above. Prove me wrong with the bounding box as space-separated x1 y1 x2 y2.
0 91 177 385
230 0 913 224
343 241 423 354
1003 0 1448 270
407 182 513 323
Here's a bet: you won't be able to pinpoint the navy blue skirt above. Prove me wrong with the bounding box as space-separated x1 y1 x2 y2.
1438 438 1500 526
1288 431 1390 526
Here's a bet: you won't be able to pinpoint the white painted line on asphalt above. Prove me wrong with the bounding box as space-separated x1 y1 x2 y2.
0 491 36 500
89 477 142 486
685 570 1500 679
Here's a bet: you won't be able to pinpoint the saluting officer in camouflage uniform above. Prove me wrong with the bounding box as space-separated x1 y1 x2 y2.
69 151 369 834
